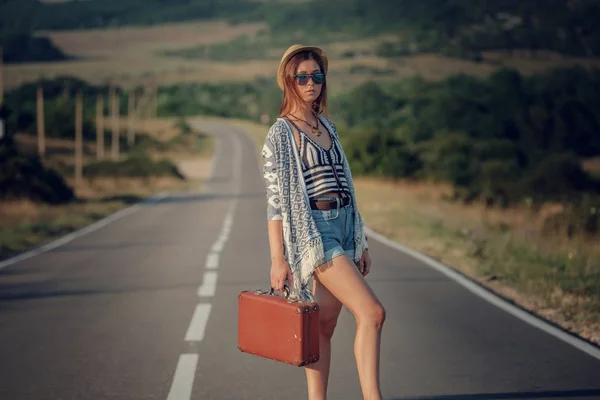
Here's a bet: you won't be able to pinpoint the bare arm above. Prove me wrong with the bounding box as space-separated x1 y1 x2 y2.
267 219 285 262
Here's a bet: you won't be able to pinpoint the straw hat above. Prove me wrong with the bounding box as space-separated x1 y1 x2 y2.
277 44 328 91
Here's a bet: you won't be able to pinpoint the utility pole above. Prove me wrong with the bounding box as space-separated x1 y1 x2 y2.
110 83 119 160
128 91 135 146
153 84 158 119
0 44 3 105
75 91 83 186
96 94 104 159
37 85 46 159
0 44 5 139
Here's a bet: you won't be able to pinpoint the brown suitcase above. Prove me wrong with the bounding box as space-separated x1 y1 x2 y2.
238 287 320 367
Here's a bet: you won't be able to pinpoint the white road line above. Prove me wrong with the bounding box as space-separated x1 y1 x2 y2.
197 271 218 297
211 240 225 253
185 304 212 342
165 124 244 400
364 226 600 361
166 354 199 400
205 253 219 270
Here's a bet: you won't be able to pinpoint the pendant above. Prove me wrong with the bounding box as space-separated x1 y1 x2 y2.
313 128 321 136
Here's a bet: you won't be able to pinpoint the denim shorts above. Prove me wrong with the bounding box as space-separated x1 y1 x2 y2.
311 198 355 263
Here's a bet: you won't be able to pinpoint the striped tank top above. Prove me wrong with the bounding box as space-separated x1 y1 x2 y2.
288 119 351 199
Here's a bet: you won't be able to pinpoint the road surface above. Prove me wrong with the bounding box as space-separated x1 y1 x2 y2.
1 120 599 400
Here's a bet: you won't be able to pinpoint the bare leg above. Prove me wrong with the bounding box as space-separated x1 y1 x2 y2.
305 277 343 400
313 255 386 400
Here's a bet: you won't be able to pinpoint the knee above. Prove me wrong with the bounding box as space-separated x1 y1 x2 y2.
372 303 386 329
320 317 338 339
359 303 386 329
377 304 385 328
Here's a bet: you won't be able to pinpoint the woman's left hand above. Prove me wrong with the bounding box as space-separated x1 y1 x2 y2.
357 249 371 276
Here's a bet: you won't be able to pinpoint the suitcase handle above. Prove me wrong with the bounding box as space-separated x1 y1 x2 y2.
269 285 290 299
253 286 290 299
253 286 295 301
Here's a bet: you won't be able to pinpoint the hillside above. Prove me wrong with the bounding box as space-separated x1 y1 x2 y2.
1 33 69 64
1 0 599 60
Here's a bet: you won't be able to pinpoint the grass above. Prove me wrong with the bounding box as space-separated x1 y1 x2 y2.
1 116 214 262
8 20 268 90
353 178 600 345
229 116 600 347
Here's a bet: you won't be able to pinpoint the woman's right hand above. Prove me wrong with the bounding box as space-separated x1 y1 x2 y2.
270 257 293 292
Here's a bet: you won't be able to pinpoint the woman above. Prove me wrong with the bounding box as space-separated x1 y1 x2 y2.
261 44 386 400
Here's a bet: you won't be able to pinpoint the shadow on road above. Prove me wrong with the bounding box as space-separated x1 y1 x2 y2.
388 388 600 399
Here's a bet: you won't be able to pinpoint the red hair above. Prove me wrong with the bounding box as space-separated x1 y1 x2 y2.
278 50 328 118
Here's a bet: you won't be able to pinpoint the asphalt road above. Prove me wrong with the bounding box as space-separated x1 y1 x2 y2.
1 120 600 400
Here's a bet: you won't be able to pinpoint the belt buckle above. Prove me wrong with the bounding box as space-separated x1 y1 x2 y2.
335 197 340 209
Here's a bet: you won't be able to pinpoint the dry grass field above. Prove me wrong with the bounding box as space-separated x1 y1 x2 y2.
7 21 268 89
7 20 600 93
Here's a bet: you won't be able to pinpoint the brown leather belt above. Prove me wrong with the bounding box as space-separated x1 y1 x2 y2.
309 196 351 211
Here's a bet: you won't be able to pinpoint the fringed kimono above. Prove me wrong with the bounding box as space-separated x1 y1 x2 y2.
261 115 368 302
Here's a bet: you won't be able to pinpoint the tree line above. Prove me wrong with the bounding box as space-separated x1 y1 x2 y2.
332 66 600 209
155 65 600 211
3 62 599 235
2 0 600 63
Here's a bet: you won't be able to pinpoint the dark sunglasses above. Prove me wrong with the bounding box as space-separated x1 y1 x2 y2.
294 73 326 85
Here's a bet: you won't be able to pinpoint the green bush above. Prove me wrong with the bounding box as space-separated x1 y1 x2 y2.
331 67 600 207
1 33 69 64
159 79 281 122
4 77 126 141
0 136 75 204
174 118 193 136
342 127 421 179
520 153 598 203
542 195 600 239
84 153 185 179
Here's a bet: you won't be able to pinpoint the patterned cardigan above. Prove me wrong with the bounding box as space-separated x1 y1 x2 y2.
261 115 368 302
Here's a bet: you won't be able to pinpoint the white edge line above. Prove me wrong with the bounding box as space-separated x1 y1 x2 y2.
0 192 168 271
166 353 198 400
364 226 600 361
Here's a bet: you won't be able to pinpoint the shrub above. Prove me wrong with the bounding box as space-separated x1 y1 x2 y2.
542 195 600 239
0 136 75 204
84 153 185 179
520 153 598 203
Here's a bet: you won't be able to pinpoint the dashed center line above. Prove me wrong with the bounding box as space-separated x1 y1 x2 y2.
197 271 218 297
185 304 212 342
166 126 243 400
205 253 219 270
166 354 199 400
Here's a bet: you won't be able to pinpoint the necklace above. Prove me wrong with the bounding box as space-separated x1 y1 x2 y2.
290 113 321 137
